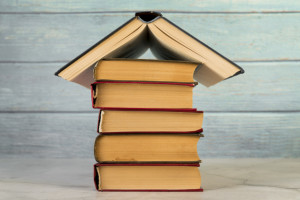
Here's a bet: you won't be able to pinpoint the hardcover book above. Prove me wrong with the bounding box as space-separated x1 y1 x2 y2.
94 163 203 191
55 11 244 88
94 59 201 83
97 108 203 134
91 81 196 109
94 134 202 163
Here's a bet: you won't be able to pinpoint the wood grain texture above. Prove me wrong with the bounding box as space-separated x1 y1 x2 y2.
0 1 299 158
0 113 298 158
1 13 300 62
0 113 96 158
202 113 300 158
0 62 299 112
0 63 93 112
1 0 299 12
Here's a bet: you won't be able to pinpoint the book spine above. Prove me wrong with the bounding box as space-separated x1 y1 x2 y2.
97 110 102 133
91 83 95 108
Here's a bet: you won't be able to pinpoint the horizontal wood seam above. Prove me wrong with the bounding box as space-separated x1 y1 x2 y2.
1 111 300 114
1 11 300 14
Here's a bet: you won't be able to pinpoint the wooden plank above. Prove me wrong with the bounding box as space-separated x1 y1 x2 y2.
194 61 300 112
1 13 300 62
0 113 97 158
1 0 299 12
0 112 299 158
202 113 300 158
0 63 93 112
1 62 299 112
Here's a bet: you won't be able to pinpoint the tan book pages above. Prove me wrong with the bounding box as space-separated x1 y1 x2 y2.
94 59 199 83
99 109 203 133
94 134 201 162
92 82 194 109
96 165 201 190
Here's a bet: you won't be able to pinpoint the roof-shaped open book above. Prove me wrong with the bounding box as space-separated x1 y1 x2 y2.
55 11 244 88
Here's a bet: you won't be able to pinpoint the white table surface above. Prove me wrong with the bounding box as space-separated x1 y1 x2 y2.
0 158 299 200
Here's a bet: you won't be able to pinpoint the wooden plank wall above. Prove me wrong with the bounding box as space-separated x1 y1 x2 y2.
0 0 299 158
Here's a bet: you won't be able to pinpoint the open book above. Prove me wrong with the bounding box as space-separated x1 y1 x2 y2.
55 11 244 88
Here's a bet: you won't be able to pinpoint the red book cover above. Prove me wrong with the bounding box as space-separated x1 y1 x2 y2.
97 108 204 134
90 81 197 109
93 163 203 192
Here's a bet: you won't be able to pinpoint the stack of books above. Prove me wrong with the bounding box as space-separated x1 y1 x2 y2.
91 59 204 191
55 11 244 192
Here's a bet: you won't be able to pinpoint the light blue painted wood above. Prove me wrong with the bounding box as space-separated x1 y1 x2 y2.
0 63 93 112
0 13 300 62
1 62 299 112
201 113 300 158
0 0 299 12
0 1 299 159
194 61 300 112
0 113 96 158
0 113 299 158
